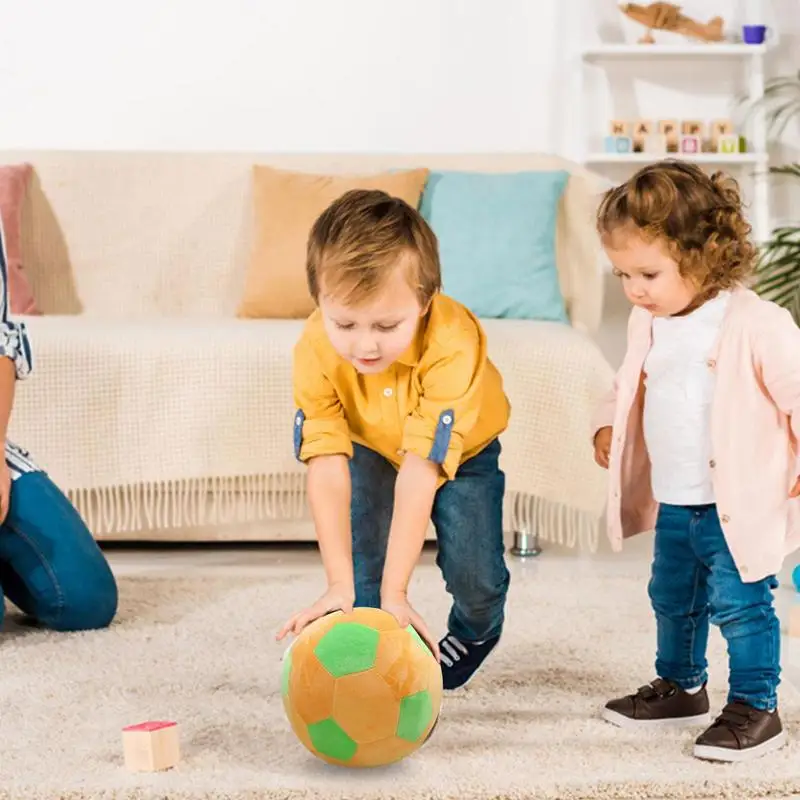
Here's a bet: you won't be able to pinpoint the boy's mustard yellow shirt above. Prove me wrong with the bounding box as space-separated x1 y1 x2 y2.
293 294 510 482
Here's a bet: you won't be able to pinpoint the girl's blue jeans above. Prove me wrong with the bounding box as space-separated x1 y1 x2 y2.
649 503 780 711
0 470 118 631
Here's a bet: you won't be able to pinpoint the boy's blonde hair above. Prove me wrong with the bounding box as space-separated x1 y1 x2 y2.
307 189 441 307
596 160 757 295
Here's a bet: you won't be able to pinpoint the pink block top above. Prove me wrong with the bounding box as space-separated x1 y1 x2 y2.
122 720 177 732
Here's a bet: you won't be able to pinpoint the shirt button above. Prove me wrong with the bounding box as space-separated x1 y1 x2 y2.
709 459 716 468
383 388 393 397
740 564 749 575
295 417 302 426
707 358 716 369
396 448 405 456
721 514 730 523
442 414 452 425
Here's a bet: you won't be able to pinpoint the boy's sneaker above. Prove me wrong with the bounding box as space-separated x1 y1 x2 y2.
439 633 500 690
602 678 711 729
693 702 787 762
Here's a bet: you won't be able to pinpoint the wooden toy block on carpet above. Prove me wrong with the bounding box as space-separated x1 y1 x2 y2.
122 720 180 772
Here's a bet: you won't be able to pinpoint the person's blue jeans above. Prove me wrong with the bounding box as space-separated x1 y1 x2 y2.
0 470 118 631
648 503 780 711
350 438 509 642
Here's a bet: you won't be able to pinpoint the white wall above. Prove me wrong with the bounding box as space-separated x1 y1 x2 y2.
0 0 566 153
0 0 795 158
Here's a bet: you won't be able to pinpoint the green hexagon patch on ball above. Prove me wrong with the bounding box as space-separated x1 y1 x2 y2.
314 622 380 677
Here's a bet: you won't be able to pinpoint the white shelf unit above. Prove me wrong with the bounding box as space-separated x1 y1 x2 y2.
585 152 767 165
579 42 770 243
582 43 768 60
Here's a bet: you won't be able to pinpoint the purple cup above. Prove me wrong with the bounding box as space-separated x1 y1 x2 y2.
742 24 769 44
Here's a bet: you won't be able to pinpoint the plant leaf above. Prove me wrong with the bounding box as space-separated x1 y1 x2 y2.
768 163 800 180
755 227 800 325
738 72 800 140
733 72 800 324
764 100 800 137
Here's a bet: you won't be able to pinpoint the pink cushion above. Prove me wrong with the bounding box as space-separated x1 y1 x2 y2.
0 164 40 316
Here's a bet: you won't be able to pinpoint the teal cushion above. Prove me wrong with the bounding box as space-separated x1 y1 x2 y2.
419 170 569 322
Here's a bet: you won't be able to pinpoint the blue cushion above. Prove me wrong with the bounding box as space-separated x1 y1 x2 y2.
419 170 569 322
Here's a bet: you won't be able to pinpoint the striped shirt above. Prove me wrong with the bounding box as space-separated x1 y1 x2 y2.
0 217 38 479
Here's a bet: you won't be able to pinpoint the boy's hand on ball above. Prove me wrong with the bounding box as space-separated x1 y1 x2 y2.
381 592 440 662
593 426 612 469
275 583 355 641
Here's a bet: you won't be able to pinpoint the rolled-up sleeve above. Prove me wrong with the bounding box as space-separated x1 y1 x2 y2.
292 330 352 462
0 322 32 380
401 329 484 481
0 217 32 380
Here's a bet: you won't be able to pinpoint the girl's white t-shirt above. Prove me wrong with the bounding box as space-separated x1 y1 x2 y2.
643 291 731 506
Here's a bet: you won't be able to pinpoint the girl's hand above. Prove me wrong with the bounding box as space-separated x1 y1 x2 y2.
790 476 800 498
275 582 355 641
381 592 440 662
593 426 613 469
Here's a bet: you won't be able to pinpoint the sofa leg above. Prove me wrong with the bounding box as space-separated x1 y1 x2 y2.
509 530 542 558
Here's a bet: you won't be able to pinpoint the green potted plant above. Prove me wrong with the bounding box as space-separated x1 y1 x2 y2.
745 71 800 324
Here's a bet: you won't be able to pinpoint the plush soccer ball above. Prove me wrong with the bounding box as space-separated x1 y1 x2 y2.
281 607 442 767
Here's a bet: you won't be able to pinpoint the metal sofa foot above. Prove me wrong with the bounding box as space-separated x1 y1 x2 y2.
510 530 542 558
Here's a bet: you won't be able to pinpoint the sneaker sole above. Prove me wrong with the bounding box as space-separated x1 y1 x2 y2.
693 730 788 762
602 708 712 729
442 667 482 691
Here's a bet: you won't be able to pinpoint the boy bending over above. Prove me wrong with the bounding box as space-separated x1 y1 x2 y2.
277 189 511 690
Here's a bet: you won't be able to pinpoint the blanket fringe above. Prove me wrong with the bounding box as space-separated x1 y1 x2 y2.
67 474 308 534
66 477 601 551
506 492 600 552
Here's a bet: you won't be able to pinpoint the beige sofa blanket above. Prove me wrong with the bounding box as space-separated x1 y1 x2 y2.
10 313 613 549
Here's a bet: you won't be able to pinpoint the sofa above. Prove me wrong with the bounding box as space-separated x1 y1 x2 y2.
0 151 615 550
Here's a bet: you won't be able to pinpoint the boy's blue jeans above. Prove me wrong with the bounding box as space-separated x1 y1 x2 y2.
350 438 509 643
649 503 780 711
0 470 118 631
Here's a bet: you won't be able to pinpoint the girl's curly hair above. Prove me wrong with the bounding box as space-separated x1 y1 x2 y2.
596 160 757 295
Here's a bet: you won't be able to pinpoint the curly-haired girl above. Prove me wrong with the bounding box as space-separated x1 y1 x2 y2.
591 160 799 762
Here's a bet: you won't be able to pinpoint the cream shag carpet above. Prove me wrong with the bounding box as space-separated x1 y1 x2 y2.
2 558 800 800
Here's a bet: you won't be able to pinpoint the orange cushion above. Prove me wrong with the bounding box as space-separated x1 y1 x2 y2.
238 165 430 319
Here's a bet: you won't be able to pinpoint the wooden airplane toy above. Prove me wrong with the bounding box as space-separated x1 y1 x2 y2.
620 3 725 44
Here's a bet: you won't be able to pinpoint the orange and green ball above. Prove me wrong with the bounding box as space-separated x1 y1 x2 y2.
281 607 442 767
